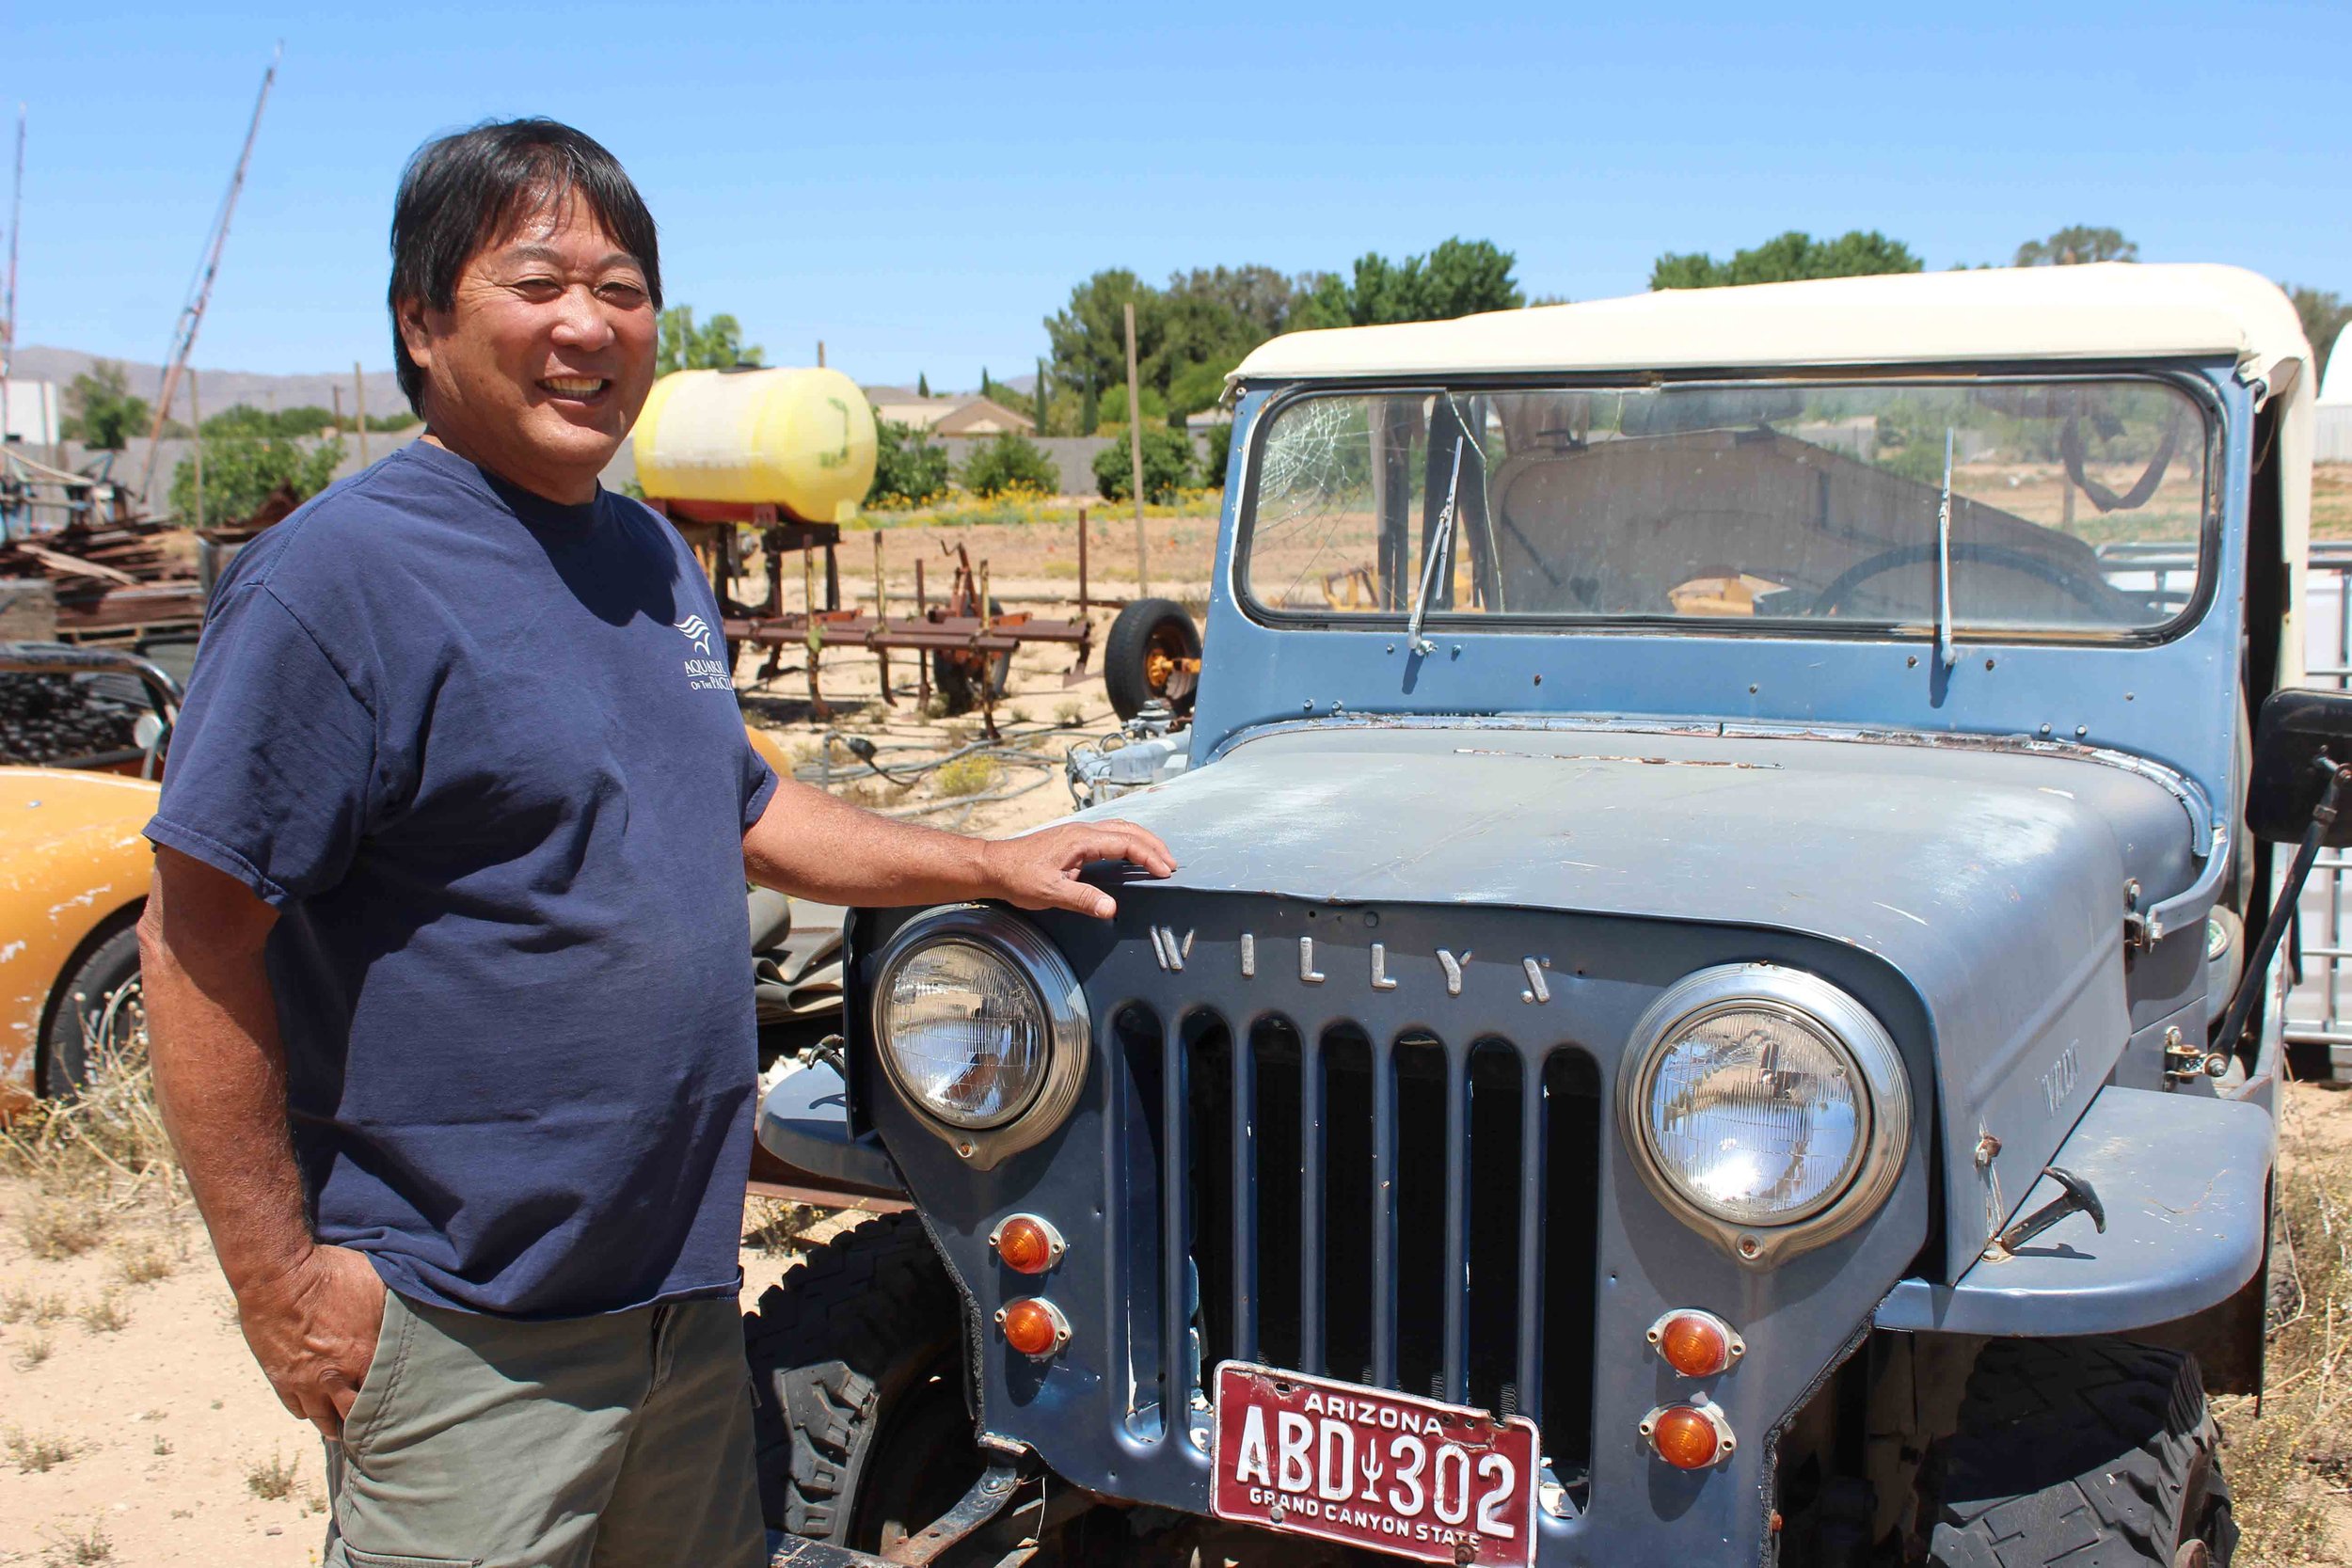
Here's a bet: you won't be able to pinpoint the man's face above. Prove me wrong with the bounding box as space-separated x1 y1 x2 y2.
397 198 657 504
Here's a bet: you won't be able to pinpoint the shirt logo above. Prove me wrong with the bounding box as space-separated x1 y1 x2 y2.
675 614 713 656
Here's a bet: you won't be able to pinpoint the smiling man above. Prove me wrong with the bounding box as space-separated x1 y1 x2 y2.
136 119 1171 1568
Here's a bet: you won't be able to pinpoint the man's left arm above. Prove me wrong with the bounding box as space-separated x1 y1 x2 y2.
742 777 1176 919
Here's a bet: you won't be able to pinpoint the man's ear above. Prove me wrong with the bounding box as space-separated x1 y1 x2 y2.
394 295 435 376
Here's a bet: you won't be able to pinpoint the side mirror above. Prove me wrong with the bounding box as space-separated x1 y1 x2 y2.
2247 689 2352 845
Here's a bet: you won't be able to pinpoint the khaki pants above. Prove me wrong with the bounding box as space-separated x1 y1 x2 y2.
325 1289 766 1568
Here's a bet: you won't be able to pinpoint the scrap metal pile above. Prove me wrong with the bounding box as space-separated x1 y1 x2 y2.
0 450 206 637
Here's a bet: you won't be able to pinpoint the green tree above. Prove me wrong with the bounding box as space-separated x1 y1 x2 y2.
169 436 344 528
2013 227 2137 267
1093 424 1195 503
61 360 151 449
200 403 340 438
916 372 930 398
1200 421 1233 488
2288 286 2350 386
657 307 763 375
1047 269 1159 429
958 432 1060 498
1294 239 1524 327
866 416 952 509
1649 230 1921 290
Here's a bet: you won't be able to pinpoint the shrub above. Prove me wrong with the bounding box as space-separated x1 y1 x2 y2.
957 433 1059 499
169 436 344 529
932 755 997 797
1201 421 1233 486
866 417 952 509
1093 425 1196 504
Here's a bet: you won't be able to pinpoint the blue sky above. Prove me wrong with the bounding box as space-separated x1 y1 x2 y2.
5 2 2347 387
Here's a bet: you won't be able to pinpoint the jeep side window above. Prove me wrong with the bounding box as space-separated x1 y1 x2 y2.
1242 378 2212 639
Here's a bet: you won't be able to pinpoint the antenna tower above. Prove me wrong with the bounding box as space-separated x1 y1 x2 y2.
138 44 280 500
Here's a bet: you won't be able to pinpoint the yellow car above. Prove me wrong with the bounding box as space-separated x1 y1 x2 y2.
0 644 178 1114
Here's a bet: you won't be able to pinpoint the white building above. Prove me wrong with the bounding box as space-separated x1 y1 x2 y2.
1 378 62 446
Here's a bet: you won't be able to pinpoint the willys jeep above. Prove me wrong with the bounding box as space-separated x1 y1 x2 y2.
747 263 2324 1568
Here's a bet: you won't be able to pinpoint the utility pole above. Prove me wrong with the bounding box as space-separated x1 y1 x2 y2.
352 361 369 466
139 43 280 500
189 369 203 528
1123 301 1150 597
2 105 24 448
816 340 825 369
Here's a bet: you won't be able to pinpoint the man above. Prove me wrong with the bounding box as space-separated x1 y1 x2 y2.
138 119 1173 1568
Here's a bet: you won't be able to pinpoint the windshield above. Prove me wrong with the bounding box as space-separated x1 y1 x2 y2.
1240 377 2213 638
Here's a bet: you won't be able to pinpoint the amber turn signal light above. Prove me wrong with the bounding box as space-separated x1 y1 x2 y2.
996 1296 1071 1359
1641 1402 1735 1470
1647 1308 1743 1379
990 1213 1066 1275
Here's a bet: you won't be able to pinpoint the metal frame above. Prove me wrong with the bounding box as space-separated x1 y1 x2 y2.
1228 368 2225 650
1617 963 1912 1268
868 905 1091 1169
2287 539 2352 1076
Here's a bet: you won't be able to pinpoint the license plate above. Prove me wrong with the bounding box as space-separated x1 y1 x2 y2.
1209 1362 1540 1567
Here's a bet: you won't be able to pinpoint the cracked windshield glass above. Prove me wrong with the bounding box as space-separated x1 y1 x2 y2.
1242 380 2212 636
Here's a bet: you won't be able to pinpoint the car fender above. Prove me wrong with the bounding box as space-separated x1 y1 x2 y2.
0 768 159 1114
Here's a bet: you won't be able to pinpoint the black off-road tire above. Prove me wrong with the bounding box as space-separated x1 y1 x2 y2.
741 1212 981 1547
1917 1338 2236 1567
1104 597 1200 721
40 918 143 1098
931 597 1012 716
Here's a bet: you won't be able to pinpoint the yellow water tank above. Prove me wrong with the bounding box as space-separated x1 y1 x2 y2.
631 367 877 523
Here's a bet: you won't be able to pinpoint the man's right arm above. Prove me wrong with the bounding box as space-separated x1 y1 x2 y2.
140 845 383 1437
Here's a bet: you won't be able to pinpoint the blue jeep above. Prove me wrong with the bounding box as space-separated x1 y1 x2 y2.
749 263 2321 1568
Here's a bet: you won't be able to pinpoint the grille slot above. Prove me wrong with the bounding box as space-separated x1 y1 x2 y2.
1142 1006 1598 1485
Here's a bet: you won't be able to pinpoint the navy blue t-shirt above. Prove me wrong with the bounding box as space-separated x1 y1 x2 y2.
147 439 777 1318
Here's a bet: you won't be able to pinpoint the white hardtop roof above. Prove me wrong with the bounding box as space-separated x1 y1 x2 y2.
1231 263 2312 394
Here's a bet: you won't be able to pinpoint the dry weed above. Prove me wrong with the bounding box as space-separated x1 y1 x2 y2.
0 1024 183 1223
2215 1098 2352 1563
151 1434 171 1456
8 1428 75 1472
76 1293 127 1335
245 1448 299 1500
17 1196 107 1259
113 1238 173 1286
2 1286 69 1325
741 1196 824 1259
11 1333 54 1370
1055 702 1086 728
39 1516 114 1565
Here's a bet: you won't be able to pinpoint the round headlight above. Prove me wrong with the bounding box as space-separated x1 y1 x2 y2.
881 939 1049 1128
1622 964 1910 1264
1644 1003 1863 1224
870 907 1090 1166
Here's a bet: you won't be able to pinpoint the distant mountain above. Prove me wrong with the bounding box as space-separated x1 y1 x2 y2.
10 345 408 425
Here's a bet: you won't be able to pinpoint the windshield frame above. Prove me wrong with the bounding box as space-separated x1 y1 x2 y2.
1229 364 2227 650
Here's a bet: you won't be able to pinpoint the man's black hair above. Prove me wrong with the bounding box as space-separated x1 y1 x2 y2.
388 119 661 415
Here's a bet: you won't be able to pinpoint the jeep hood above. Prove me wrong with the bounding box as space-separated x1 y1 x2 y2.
1082 721 2206 1276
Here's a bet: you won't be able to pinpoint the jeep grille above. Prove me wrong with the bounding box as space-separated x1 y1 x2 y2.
1107 1003 1602 1488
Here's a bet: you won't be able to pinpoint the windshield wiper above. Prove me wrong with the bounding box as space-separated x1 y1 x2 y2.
1407 408 1477 656
1934 426 1957 670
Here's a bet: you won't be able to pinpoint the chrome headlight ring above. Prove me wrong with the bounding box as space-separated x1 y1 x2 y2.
869 905 1091 1169
1618 963 1911 1268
